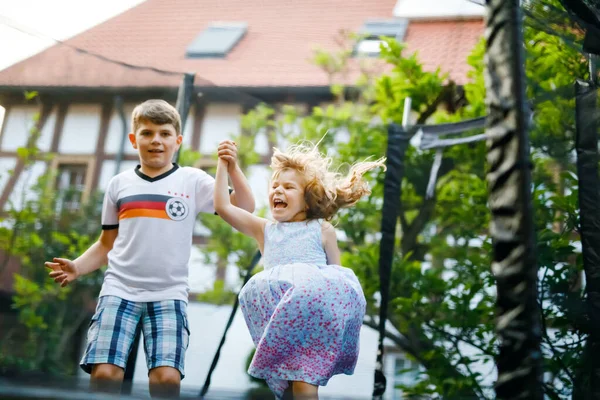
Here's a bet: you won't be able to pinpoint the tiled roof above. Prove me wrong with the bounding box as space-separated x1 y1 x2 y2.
0 0 483 89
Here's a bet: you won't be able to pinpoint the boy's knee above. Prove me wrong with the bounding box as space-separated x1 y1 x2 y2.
149 366 181 386
89 364 124 394
90 363 125 381
149 367 181 398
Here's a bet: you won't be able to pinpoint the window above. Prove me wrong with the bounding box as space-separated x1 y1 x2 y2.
386 352 420 400
51 156 95 212
355 19 409 57
0 106 5 140
186 23 248 58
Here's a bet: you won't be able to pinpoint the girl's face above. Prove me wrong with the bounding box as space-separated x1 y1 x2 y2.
269 169 307 222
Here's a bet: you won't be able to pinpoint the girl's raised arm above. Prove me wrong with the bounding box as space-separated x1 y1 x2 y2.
214 158 267 246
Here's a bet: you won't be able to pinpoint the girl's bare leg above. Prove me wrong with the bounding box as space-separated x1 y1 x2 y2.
282 382 294 400
291 381 318 400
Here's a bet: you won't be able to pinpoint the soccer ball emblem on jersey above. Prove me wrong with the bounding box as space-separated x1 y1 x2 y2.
166 197 189 221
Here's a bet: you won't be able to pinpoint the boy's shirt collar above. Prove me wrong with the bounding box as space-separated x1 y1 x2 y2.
134 163 179 182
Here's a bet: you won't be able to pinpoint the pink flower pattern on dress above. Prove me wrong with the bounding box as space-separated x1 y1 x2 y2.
239 220 366 399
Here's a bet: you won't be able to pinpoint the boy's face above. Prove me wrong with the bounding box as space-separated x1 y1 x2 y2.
129 120 182 175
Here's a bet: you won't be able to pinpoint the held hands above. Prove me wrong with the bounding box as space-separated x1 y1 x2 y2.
45 257 79 287
217 140 238 172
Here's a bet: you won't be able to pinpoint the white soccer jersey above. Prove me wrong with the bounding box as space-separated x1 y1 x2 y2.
99 164 215 302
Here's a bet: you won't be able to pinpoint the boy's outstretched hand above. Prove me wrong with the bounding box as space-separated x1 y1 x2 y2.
45 258 79 287
217 140 238 172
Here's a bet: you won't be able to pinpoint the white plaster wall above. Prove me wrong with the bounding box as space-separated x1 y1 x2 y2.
7 161 47 210
0 157 17 195
254 127 270 156
59 104 101 154
393 0 484 19
182 110 194 148
97 160 139 191
0 106 64 153
199 104 242 155
104 103 136 155
274 103 308 151
0 105 39 151
247 164 271 212
38 108 57 152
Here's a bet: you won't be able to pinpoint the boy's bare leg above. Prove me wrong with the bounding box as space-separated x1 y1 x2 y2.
291 381 319 400
149 366 181 398
90 364 125 394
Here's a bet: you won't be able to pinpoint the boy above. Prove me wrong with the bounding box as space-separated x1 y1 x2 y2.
45 99 254 398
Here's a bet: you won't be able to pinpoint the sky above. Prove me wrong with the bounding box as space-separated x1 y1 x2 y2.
0 0 145 122
0 0 146 71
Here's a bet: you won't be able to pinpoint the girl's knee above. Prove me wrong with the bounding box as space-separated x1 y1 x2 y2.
291 381 318 398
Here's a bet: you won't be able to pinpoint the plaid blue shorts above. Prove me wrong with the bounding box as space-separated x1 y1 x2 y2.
80 295 190 378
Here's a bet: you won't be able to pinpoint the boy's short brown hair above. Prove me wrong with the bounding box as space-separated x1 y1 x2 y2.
131 99 182 135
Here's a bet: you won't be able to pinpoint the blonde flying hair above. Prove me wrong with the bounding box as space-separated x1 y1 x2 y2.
131 99 182 135
270 142 386 221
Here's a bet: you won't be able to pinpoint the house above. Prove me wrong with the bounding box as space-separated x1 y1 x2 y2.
0 0 484 398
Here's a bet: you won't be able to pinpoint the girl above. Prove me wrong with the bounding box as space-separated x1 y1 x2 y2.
215 142 385 399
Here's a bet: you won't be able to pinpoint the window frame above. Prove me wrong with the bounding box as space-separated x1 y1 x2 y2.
50 155 96 206
354 19 409 57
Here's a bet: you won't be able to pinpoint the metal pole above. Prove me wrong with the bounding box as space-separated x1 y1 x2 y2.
484 0 543 398
174 72 196 164
114 95 127 176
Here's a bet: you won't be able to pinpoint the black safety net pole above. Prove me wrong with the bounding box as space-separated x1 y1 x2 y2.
372 124 411 400
574 79 600 397
199 250 262 398
484 0 543 398
174 72 196 164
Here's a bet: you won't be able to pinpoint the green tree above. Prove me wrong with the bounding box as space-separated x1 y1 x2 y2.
226 4 590 396
0 95 104 376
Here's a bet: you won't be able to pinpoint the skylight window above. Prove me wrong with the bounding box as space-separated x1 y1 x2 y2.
355 19 409 57
186 23 248 58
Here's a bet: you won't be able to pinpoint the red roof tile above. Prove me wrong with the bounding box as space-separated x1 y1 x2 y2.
0 0 483 89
